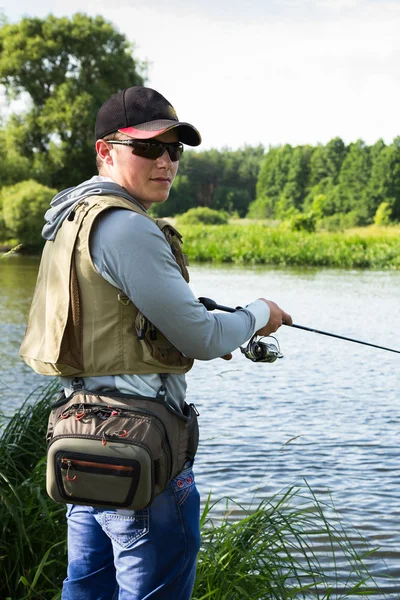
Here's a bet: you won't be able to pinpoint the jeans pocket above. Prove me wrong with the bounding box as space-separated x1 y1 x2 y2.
102 510 149 550
171 469 196 507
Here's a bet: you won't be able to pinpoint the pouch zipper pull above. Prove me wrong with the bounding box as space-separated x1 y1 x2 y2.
64 459 77 482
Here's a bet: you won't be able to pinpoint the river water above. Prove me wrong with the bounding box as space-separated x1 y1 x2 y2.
1 256 399 597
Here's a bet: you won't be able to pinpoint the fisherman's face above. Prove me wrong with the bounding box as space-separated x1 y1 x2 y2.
106 130 180 210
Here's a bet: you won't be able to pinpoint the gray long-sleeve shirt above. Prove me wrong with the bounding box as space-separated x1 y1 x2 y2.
60 178 270 409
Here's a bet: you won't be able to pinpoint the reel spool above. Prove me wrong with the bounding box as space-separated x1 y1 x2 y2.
240 335 283 363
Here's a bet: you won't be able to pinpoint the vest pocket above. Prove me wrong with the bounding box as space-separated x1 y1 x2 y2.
135 311 192 368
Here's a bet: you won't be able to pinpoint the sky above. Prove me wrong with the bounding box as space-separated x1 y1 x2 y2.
1 0 400 150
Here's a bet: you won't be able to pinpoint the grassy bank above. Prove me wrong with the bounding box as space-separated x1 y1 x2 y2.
178 224 400 269
0 384 393 599
1 224 400 269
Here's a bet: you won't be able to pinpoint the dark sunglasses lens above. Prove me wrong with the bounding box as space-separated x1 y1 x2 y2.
132 142 182 161
168 145 183 161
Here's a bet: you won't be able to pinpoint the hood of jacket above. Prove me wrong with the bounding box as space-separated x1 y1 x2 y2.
42 176 147 241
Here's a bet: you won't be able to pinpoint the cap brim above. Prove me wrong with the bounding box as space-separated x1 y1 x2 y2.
119 120 201 146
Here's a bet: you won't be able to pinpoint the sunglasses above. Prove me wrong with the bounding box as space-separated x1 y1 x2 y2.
107 139 183 162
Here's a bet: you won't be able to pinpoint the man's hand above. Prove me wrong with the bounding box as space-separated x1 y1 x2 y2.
257 299 292 336
220 353 233 360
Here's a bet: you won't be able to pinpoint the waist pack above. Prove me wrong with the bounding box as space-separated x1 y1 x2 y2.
46 389 199 510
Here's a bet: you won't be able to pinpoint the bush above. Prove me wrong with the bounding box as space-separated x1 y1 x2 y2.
1 180 57 249
246 195 274 219
374 201 393 226
317 210 367 232
285 211 317 232
176 207 229 226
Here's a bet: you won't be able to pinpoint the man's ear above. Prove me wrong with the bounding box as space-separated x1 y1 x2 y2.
96 139 113 166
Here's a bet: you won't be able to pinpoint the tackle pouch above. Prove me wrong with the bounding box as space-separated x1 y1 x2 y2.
46 389 199 510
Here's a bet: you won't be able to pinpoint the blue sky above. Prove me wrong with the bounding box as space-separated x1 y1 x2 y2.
1 0 399 150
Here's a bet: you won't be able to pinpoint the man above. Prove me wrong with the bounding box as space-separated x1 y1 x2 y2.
20 86 292 599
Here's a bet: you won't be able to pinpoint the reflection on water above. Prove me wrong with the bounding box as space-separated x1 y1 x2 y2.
1 257 400 596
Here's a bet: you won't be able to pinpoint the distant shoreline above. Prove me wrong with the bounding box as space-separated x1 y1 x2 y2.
177 223 400 269
2 224 400 269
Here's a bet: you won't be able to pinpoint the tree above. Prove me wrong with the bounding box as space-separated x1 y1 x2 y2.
309 137 347 187
281 145 313 212
335 140 371 213
255 145 293 217
0 125 31 187
0 14 145 189
1 180 57 248
365 138 400 221
151 146 264 218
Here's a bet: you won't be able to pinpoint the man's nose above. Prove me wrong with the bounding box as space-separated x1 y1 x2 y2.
156 149 173 167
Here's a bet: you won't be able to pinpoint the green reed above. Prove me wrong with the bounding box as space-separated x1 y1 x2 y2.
179 224 400 269
0 381 66 600
0 384 394 599
193 489 390 599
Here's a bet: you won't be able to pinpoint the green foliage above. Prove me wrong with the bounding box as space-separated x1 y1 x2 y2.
178 223 400 268
255 144 293 207
246 195 275 219
1 179 56 248
0 126 32 188
374 201 393 226
285 211 317 233
252 136 400 226
151 146 264 219
309 137 347 187
193 488 383 599
365 138 400 221
176 207 229 226
317 209 370 232
0 13 145 189
282 145 313 210
0 381 66 599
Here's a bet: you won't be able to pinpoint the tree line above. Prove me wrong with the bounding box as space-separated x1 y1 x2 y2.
0 13 399 249
152 137 400 229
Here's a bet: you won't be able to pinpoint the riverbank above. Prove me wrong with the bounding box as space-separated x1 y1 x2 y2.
1 224 400 269
178 223 400 269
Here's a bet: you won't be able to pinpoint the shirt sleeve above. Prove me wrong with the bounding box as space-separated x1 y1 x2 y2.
89 208 270 360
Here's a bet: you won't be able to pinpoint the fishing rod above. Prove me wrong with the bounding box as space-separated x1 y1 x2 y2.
198 297 400 359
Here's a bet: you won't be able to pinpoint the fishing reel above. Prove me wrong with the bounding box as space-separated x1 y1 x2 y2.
240 334 283 363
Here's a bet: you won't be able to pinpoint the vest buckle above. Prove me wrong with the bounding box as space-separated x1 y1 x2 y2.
117 293 131 306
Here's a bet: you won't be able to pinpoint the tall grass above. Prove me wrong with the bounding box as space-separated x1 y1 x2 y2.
194 490 388 599
179 224 400 269
0 381 66 600
0 385 394 599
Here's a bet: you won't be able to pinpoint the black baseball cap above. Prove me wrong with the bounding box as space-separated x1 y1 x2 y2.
95 86 201 146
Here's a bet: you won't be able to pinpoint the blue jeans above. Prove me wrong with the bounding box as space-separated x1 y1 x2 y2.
62 468 200 600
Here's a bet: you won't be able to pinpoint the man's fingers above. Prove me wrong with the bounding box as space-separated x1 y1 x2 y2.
282 312 293 326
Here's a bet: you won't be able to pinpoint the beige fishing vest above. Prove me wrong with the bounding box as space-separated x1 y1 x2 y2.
20 195 194 377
